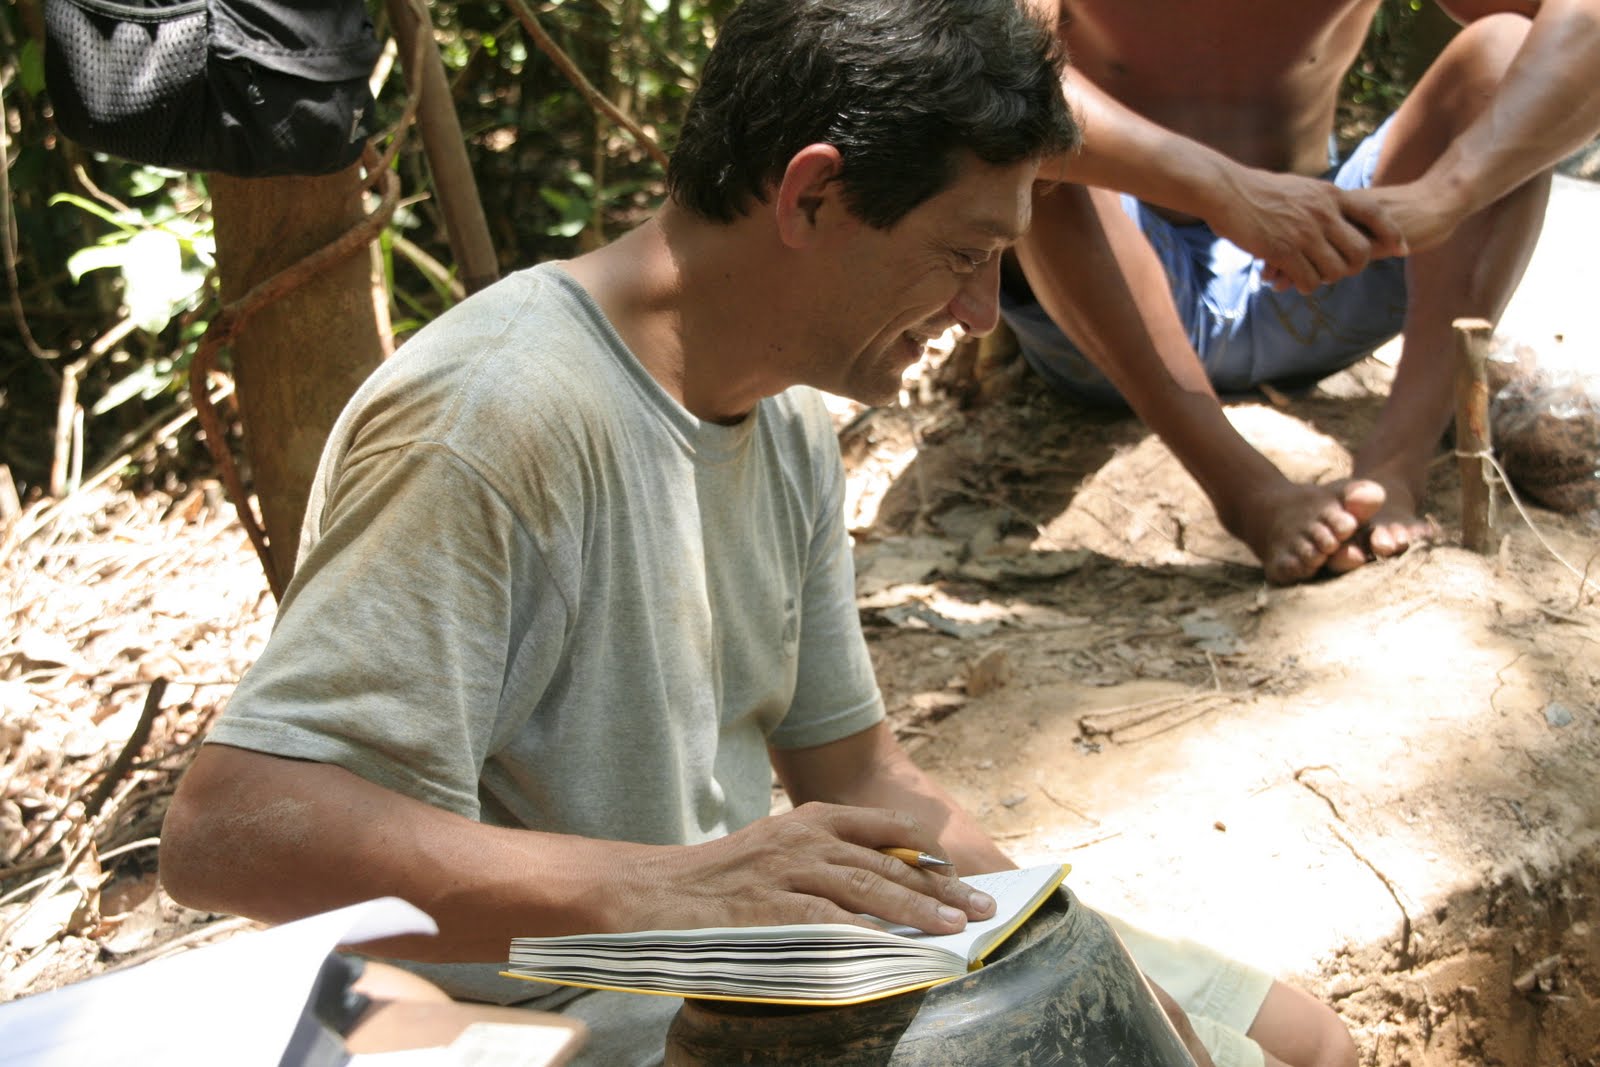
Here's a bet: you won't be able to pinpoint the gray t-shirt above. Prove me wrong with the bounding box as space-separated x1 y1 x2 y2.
206 264 885 1047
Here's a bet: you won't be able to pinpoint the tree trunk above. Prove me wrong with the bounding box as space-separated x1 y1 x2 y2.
210 163 388 584
386 0 500 294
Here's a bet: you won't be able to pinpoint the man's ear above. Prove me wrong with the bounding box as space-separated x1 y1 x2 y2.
774 144 845 249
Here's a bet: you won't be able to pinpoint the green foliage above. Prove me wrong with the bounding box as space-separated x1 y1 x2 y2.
52 186 213 336
0 0 734 495
1338 0 1452 145
1346 0 1423 111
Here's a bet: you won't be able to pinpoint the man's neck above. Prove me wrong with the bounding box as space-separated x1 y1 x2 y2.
562 203 796 425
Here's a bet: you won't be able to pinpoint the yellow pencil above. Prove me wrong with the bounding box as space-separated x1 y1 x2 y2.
878 847 955 869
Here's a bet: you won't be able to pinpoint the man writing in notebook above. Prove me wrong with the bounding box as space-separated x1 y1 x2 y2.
160 2 1350 1065
1005 0 1600 583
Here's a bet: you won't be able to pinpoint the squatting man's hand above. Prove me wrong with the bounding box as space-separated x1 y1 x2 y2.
1208 166 1407 294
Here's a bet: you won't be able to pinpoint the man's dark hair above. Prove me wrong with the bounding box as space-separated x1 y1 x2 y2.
667 0 1079 229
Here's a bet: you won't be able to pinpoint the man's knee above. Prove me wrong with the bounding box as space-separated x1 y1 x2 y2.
1426 13 1533 122
1246 980 1359 1067
1379 12 1532 178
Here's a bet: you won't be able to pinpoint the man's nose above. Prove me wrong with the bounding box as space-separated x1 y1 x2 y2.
948 256 1002 337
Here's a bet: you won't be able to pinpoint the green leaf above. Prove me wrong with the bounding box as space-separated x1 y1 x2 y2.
49 193 141 233
66 241 135 282
18 41 45 97
539 188 575 214
120 229 199 334
92 361 175 416
126 167 185 199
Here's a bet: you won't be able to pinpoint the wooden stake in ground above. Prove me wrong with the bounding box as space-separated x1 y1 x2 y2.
1453 317 1495 553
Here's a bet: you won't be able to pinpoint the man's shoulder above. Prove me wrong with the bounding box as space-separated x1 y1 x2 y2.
321 265 635 497
407 263 601 359
372 265 624 416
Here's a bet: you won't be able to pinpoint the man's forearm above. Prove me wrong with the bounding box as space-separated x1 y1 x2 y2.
1429 0 1600 216
771 722 1014 875
165 742 1001 960
160 744 652 962
836 747 1015 876
1040 70 1239 222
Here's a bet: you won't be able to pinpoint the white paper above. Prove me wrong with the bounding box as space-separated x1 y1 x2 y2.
349 1022 582 1067
0 897 436 1067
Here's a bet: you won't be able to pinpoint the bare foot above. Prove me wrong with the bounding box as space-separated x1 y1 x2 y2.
1323 477 1441 574
1230 479 1386 585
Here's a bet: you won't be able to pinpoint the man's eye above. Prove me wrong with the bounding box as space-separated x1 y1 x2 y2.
956 250 991 271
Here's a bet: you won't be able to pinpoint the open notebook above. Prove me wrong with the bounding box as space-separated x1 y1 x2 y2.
502 862 1068 1007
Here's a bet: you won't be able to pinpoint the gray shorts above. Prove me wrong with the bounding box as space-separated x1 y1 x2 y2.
1002 116 1408 406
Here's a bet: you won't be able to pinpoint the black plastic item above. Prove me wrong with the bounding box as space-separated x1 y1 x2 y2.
44 0 381 177
663 888 1198 1067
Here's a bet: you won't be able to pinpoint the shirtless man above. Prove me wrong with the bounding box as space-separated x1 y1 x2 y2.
1010 0 1600 583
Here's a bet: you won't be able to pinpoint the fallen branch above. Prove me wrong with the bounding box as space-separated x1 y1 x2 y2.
50 318 138 497
0 838 159 910
0 381 235 568
508 0 670 172
1079 690 1237 742
5 682 166 874
82 679 168 824
1035 783 1100 826
0 817 104 952
1293 765 1345 822
108 915 259 971
1061 828 1122 851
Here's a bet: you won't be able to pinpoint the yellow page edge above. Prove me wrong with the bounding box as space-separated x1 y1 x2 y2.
965 862 1071 972
497 970 957 1008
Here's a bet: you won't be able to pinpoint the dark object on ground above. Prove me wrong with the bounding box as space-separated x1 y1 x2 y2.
663 889 1196 1066
1490 342 1600 523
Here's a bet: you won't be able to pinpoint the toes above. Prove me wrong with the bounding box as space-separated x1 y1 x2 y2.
1339 480 1386 525
1266 538 1324 585
1369 515 1439 559
1324 542 1369 574
1368 523 1406 559
1307 521 1342 556
1264 552 1303 586
1323 505 1360 542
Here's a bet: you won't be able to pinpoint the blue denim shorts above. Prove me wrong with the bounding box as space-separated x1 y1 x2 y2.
1002 117 1408 405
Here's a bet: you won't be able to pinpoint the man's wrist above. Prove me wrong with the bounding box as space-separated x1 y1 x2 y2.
1182 150 1238 223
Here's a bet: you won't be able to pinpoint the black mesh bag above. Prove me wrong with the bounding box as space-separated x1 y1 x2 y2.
44 0 381 177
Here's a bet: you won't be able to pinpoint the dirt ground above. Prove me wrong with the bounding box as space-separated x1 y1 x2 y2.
840 342 1600 1066
2 346 1598 1064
